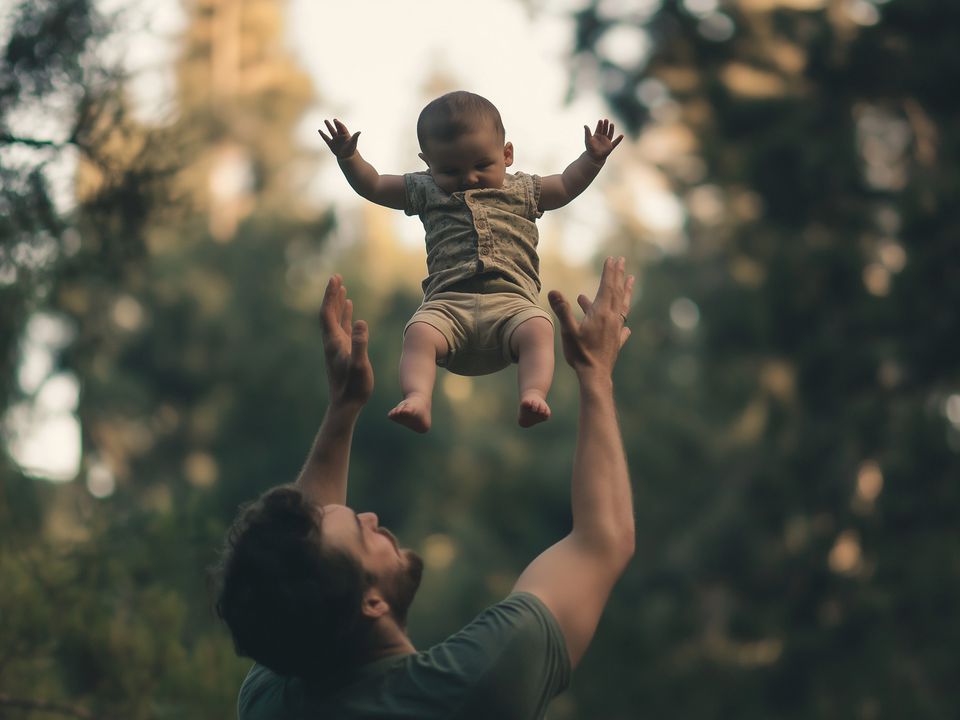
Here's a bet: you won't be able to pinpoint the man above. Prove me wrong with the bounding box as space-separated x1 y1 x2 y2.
214 257 635 719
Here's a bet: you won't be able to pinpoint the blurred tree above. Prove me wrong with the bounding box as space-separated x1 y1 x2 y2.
0 1 178 716
557 0 960 717
7 0 957 718
1 0 333 716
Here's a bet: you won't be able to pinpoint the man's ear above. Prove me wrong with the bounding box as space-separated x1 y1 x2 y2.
361 588 390 620
503 142 514 168
418 152 431 168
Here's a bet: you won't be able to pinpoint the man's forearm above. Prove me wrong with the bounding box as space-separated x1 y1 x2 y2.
569 370 634 557
559 152 605 203
295 401 362 506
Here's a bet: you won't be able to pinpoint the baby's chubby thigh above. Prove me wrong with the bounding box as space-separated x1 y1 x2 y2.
486 293 554 367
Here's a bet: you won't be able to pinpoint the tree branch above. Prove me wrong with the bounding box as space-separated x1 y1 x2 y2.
0 134 65 149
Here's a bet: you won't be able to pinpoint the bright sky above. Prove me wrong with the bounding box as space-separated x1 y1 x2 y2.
287 0 605 200
116 0 626 257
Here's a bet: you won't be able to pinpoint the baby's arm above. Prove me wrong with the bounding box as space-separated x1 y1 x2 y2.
319 119 407 210
539 119 623 212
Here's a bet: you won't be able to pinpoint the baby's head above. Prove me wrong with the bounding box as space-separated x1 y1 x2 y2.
416 91 514 194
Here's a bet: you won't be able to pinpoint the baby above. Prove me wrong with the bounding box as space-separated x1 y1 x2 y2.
320 91 622 432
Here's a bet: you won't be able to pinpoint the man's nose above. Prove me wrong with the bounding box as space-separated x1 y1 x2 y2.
359 512 378 527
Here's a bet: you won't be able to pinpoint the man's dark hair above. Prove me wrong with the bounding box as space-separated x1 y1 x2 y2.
416 90 505 151
213 485 372 679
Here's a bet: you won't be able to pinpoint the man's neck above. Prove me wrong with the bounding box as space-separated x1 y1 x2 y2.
363 617 417 664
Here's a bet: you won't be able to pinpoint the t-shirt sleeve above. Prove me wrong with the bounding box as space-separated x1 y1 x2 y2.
237 663 304 720
424 592 571 719
403 171 430 216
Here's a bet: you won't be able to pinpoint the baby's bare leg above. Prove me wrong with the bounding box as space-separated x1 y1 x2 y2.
388 322 448 433
511 316 554 428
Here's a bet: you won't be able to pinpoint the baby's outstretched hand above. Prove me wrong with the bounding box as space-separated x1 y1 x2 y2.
319 118 361 159
583 119 624 163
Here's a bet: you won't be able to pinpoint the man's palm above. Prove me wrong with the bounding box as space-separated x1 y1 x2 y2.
321 275 373 406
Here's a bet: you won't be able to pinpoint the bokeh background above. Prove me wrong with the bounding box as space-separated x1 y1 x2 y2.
2 0 959 718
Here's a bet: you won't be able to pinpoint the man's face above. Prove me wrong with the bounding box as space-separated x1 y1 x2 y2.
320 504 424 626
419 121 513 194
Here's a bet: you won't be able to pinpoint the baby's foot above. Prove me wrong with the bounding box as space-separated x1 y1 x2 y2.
518 392 551 428
388 394 432 433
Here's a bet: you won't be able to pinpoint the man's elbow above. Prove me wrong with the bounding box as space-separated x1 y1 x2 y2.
613 523 635 571
624 526 636 560
587 520 635 572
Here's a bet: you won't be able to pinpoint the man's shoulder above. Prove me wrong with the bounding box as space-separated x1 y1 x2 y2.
238 663 300 720
424 592 569 677
417 592 571 717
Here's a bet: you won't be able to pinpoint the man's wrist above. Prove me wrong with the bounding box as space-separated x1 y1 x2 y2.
575 367 615 393
326 397 365 423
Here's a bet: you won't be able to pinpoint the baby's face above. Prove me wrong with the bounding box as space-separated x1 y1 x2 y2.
419 122 514 194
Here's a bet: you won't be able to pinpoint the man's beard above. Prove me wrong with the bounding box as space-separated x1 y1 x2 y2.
383 549 424 629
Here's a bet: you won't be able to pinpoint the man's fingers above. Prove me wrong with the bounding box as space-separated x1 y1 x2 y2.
611 134 624 149
351 320 369 362
596 256 625 307
619 326 632 349
320 275 342 328
341 297 353 335
577 293 592 315
548 290 578 335
622 274 635 313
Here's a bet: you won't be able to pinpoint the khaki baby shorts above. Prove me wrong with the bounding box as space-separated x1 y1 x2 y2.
405 291 553 376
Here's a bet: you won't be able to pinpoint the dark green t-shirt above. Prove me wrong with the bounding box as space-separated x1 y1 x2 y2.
237 592 571 720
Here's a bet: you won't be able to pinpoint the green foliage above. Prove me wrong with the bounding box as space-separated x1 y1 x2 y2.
3 0 959 718
561 0 960 717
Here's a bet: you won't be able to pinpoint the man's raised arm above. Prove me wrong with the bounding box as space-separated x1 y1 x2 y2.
295 274 374 507
513 256 635 669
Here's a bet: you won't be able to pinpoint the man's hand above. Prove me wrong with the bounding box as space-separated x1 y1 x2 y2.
582 119 624 164
319 118 361 160
320 274 373 409
296 275 372 505
548 256 634 376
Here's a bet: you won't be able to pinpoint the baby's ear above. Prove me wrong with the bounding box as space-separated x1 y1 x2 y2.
503 142 514 167
418 152 430 168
